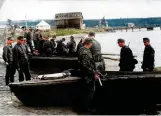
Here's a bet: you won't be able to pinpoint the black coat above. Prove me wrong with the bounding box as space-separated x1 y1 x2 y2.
119 46 135 71
2 45 13 63
142 45 155 69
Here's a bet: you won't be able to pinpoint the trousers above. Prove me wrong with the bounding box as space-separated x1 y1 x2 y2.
19 63 31 82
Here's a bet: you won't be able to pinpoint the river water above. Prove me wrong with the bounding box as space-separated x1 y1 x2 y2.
0 28 161 114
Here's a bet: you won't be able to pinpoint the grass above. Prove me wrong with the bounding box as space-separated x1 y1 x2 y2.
47 28 106 36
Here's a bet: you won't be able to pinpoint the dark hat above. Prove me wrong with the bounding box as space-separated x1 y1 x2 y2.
62 38 65 41
117 38 125 43
88 32 95 36
70 36 74 39
7 37 14 41
143 37 150 42
21 26 26 29
17 36 24 40
84 37 93 44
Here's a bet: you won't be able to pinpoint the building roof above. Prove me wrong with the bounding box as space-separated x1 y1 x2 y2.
55 12 83 20
36 20 50 26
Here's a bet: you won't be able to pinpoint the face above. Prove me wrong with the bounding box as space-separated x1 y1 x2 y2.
118 42 125 47
18 39 24 44
7 40 14 45
144 41 150 46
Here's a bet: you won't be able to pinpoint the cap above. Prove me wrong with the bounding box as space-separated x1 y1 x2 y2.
88 32 95 36
42 32 49 38
17 36 24 40
21 26 26 29
70 36 74 39
62 38 65 41
117 38 125 43
143 37 150 42
84 37 93 44
7 37 14 41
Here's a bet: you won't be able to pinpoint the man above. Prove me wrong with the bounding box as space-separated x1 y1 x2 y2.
42 32 54 57
77 37 96 112
13 36 31 82
25 28 34 53
56 38 68 56
87 32 105 71
142 38 155 72
67 36 76 57
33 29 42 50
76 37 86 56
50 35 57 54
118 38 135 71
2 37 16 85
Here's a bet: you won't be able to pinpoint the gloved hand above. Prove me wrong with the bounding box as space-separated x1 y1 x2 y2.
95 73 100 80
5 62 9 66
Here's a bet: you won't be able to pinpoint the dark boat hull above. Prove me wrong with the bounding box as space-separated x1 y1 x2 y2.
28 55 78 72
9 71 161 114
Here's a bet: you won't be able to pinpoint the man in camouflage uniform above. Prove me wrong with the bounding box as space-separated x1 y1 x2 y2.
78 37 96 112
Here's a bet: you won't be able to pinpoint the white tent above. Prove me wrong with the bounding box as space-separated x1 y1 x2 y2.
36 20 51 30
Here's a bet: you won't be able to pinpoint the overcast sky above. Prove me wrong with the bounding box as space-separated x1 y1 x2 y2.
0 0 161 21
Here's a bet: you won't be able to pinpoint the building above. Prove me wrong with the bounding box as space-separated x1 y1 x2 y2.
127 23 135 28
55 12 83 29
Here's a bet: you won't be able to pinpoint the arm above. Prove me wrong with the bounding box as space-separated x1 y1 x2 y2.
2 46 8 63
13 46 20 69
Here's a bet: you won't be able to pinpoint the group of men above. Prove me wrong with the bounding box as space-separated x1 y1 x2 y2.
3 36 31 85
21 26 77 57
118 37 155 72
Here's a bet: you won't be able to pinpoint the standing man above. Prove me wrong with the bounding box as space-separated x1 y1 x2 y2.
67 36 76 57
77 37 96 112
2 37 16 85
13 36 31 82
26 28 34 53
142 38 155 72
118 38 136 71
87 32 105 71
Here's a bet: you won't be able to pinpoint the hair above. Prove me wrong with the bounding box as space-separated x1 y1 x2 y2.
88 32 95 36
7 37 12 40
17 36 24 40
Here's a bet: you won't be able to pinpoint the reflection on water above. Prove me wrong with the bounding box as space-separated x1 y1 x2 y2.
94 28 161 71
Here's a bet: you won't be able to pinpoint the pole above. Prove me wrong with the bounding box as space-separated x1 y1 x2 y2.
25 14 28 28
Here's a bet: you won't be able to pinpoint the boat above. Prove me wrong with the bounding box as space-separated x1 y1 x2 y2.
28 55 79 72
9 70 161 114
147 27 154 31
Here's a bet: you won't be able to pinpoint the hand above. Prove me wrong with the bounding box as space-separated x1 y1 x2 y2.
95 74 100 80
5 62 9 66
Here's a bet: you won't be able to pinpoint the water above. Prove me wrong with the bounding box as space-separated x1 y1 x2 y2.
93 28 161 71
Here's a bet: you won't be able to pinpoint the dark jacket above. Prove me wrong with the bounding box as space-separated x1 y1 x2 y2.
90 38 101 56
13 44 28 69
43 40 54 54
2 45 13 63
119 46 135 71
76 39 84 55
78 46 95 79
67 39 76 54
34 32 42 41
56 40 68 56
142 45 155 69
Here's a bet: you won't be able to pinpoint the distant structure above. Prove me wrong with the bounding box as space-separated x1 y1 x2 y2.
99 16 108 28
55 12 83 29
36 20 51 30
127 23 135 28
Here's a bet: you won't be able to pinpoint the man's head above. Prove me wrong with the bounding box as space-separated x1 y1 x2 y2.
88 32 95 38
84 37 93 49
143 38 150 46
42 32 49 40
62 38 65 41
70 36 74 40
7 37 14 45
17 36 25 45
117 38 125 47
21 26 26 31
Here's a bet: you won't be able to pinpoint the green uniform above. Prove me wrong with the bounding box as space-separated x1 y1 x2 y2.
78 46 96 111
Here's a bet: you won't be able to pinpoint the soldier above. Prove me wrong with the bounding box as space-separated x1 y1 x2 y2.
142 38 155 72
118 38 135 71
13 36 31 82
50 35 57 54
77 37 96 112
87 32 105 71
33 29 42 50
76 37 86 56
42 32 54 57
2 37 16 85
25 28 34 53
67 36 76 57
56 38 68 56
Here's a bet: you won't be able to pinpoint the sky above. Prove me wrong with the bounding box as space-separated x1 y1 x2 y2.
0 0 161 21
